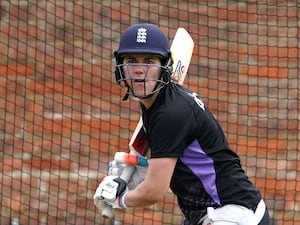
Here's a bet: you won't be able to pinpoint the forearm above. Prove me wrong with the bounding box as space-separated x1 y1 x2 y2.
123 157 176 208
124 181 164 207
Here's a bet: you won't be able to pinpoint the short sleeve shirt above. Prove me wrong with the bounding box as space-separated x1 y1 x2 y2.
142 83 261 224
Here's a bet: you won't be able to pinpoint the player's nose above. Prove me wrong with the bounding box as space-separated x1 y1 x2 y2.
132 64 147 75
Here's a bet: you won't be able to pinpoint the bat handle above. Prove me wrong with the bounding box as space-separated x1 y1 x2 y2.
101 165 135 218
101 205 114 219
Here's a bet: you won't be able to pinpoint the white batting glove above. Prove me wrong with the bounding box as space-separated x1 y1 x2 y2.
103 191 128 209
93 175 128 209
108 152 148 189
108 160 123 177
108 152 148 175
93 192 128 210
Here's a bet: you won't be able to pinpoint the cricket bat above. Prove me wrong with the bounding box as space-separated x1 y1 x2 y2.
102 27 194 218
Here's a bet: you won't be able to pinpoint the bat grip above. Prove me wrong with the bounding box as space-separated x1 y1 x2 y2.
101 164 135 218
120 164 135 182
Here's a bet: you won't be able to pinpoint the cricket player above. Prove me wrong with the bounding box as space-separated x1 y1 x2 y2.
94 23 270 225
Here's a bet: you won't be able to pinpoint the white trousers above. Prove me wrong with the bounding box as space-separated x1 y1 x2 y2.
201 200 266 225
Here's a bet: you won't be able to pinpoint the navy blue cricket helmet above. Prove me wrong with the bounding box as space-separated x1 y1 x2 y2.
114 24 173 94
114 23 171 59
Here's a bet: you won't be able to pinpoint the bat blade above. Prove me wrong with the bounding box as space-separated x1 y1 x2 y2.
129 117 148 155
171 28 195 85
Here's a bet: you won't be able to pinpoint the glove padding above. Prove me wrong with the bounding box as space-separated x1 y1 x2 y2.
93 192 128 210
108 152 148 190
93 175 128 209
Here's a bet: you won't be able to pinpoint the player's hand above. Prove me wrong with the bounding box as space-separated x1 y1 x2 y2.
93 176 127 207
108 152 148 189
101 191 128 209
108 152 148 176
94 193 128 210
108 160 124 177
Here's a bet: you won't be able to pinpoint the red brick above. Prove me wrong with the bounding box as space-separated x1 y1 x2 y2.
0 43 4 58
89 136 109 154
6 21 32 40
26 80 74 96
37 138 80 157
77 117 120 135
0 63 35 77
257 5 299 24
2 193 24 212
0 77 22 96
0 22 9 41
251 46 299 64
202 43 249 63
31 118 72 136
231 136 287 155
111 5 130 22
7 41 31 62
71 63 100 81
209 6 257 23
240 65 288 78
1 114 23 137
24 156 73 171
2 157 23 172
1 174 38 200
2 94 28 114
2 138 34 154
75 82 95 100
253 178 299 210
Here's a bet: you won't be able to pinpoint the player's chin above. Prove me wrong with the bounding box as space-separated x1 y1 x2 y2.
133 92 148 99
131 86 145 95
131 89 151 98
132 81 155 90
131 83 156 97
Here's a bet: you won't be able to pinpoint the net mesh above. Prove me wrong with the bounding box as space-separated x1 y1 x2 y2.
0 1 299 224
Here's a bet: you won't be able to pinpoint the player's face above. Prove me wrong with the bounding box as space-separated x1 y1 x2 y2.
122 54 162 98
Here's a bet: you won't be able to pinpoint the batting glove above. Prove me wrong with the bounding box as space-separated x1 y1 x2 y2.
108 152 148 189
93 175 128 209
108 152 148 176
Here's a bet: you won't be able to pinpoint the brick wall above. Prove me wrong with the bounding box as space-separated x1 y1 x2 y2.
0 1 299 224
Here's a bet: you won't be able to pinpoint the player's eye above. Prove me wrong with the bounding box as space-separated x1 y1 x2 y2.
126 59 136 64
145 59 155 64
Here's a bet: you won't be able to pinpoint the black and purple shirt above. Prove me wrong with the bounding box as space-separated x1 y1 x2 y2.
142 83 261 224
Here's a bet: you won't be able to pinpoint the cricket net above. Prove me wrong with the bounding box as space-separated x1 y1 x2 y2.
0 1 299 225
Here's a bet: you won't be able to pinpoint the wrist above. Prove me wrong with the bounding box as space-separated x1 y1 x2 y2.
119 192 128 208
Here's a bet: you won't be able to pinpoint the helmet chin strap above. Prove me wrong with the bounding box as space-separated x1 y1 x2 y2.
122 91 130 101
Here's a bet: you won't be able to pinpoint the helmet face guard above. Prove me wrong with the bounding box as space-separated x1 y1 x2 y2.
115 61 172 99
114 23 173 100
